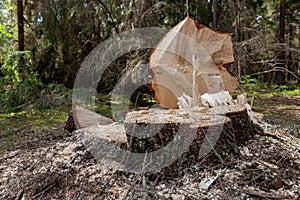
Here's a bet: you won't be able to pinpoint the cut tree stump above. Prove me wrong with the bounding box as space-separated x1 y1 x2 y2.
71 93 258 173
73 103 255 173
69 17 256 173
124 104 254 156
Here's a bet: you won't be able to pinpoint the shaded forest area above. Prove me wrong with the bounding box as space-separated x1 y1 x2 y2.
0 0 299 112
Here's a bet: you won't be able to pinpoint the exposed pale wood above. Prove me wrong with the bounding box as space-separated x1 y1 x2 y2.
125 106 246 128
200 91 235 107
76 123 127 145
192 55 200 106
75 123 128 170
177 93 193 109
178 91 240 109
237 93 247 105
73 105 113 129
149 17 239 109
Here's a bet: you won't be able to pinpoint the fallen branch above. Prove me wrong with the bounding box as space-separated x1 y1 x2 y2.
248 67 300 81
238 188 289 199
32 177 58 199
14 189 23 200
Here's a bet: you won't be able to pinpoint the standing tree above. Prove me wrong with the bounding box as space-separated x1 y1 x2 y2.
17 0 24 51
212 0 218 29
273 0 286 84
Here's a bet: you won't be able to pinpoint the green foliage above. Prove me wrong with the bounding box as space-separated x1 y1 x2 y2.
0 51 71 112
240 75 259 85
0 0 299 114
95 103 112 118
0 0 18 63
2 51 33 82
273 85 300 96
0 51 42 112
237 75 300 97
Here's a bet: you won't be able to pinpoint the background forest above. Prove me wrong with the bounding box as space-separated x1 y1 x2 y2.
1 1 300 199
0 0 299 112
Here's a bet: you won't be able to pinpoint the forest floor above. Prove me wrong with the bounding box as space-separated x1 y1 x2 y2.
0 94 299 199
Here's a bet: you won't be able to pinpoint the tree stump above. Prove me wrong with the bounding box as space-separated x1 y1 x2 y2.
73 102 256 173
124 105 254 158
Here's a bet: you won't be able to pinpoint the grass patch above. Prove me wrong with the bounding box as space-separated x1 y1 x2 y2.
0 108 69 133
0 107 70 152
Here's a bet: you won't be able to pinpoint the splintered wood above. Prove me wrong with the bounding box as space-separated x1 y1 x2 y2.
149 16 239 109
178 90 237 109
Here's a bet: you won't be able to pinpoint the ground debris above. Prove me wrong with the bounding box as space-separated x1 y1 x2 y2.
1 115 300 199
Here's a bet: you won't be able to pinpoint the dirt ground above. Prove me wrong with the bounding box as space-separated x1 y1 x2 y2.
0 95 299 199
254 95 300 136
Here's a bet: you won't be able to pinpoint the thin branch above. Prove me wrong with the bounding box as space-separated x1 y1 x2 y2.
32 177 58 199
248 67 300 81
139 2 167 22
97 0 119 34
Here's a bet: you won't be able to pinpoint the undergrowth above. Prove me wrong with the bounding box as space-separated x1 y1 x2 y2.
234 75 300 98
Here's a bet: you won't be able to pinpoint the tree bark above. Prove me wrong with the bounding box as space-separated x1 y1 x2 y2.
212 0 218 29
180 0 185 19
235 0 241 42
135 0 150 27
287 14 292 82
273 0 286 84
124 104 253 155
17 0 24 51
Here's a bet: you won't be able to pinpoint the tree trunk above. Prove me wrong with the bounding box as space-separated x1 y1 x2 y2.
124 103 254 155
287 12 293 82
135 0 150 27
234 0 242 42
17 0 24 51
186 0 189 16
180 0 185 19
212 0 218 29
273 0 286 84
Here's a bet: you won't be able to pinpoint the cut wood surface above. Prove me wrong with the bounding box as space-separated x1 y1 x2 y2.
75 123 128 171
124 105 251 153
125 105 246 131
72 105 113 129
178 90 238 108
200 90 235 107
149 16 239 109
76 123 127 145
